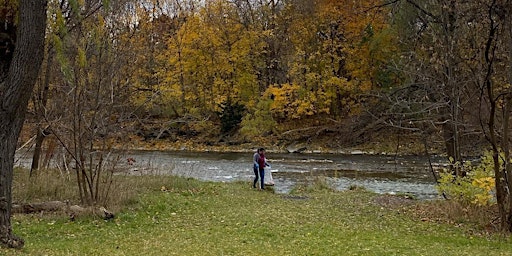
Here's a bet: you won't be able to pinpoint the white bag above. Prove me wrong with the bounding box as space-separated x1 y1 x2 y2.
264 167 274 186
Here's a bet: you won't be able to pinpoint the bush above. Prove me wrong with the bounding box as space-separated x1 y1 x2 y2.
217 99 245 135
436 152 496 206
240 99 276 138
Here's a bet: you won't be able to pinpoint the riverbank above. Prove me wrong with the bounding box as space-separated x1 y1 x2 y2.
18 119 448 156
113 130 445 156
3 177 510 255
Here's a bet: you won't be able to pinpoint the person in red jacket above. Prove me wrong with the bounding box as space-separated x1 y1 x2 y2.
253 148 270 189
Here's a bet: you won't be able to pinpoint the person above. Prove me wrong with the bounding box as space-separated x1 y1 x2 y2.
253 148 270 189
252 148 262 189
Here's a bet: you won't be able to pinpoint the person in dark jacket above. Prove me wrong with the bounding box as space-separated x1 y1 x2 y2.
252 148 262 189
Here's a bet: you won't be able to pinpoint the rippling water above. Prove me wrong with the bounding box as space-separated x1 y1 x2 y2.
119 151 446 199
15 150 447 199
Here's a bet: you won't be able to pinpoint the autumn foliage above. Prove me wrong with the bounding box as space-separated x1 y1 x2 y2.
115 0 395 140
5 0 512 235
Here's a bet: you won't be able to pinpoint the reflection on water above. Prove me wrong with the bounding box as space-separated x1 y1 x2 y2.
15 150 447 200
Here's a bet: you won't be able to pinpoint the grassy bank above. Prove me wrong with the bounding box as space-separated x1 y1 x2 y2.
2 174 512 255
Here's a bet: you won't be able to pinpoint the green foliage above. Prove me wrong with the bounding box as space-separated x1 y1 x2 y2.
68 0 82 20
436 152 496 206
102 0 110 10
217 99 245 135
240 99 276 138
367 27 401 89
77 47 87 68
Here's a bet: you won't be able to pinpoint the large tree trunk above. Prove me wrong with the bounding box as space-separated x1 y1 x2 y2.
0 0 47 248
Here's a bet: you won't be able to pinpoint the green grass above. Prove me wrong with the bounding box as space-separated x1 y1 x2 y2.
2 178 512 255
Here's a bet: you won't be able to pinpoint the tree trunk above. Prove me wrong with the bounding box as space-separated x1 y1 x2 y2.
30 47 54 175
502 94 512 232
0 0 47 248
442 120 463 175
504 11 512 232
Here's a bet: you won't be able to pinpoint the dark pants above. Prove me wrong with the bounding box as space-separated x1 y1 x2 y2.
253 165 265 189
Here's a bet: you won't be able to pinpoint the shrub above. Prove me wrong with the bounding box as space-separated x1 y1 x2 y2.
240 99 276 138
436 152 496 206
217 99 245 135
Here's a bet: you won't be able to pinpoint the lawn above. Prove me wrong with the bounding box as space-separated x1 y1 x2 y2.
1 178 511 255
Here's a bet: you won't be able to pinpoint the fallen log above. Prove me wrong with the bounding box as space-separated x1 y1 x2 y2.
12 201 114 220
12 201 66 214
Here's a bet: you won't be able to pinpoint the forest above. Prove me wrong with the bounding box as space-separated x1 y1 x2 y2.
3 0 512 247
11 0 499 156
23 0 400 150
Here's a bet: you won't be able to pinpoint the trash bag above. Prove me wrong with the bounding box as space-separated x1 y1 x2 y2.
264 167 274 186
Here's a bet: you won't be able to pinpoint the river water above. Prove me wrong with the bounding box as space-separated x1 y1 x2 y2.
15 150 447 199
115 150 446 199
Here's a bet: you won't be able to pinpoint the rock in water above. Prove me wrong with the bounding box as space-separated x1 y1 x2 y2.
286 143 307 153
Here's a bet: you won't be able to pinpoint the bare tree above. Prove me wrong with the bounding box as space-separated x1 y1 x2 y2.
476 0 512 232
387 0 482 173
382 0 512 231
29 0 107 175
38 1 137 206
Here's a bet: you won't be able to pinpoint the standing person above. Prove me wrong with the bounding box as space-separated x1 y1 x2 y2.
254 148 270 190
252 148 262 189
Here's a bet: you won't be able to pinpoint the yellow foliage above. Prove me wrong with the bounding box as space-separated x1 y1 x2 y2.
265 83 330 120
471 177 495 205
472 177 495 191
77 47 87 68
284 0 394 119
437 152 497 206
118 0 395 123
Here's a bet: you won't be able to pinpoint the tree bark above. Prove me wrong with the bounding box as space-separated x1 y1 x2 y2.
30 47 54 175
0 0 47 248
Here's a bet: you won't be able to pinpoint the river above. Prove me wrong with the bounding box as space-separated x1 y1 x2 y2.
113 150 446 199
15 150 446 199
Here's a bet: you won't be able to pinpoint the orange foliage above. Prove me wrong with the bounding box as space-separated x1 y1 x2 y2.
119 0 396 131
